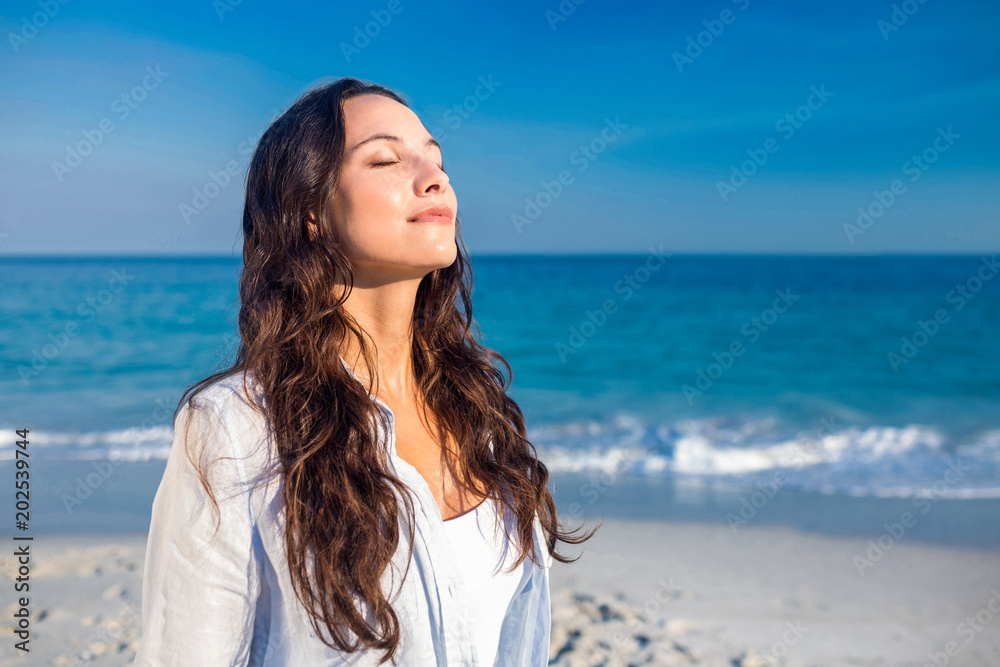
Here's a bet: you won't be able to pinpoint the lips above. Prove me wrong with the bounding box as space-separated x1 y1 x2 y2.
408 205 454 223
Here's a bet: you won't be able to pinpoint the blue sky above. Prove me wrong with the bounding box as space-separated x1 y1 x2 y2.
1 0 997 255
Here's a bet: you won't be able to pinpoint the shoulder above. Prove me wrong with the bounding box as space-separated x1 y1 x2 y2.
188 369 265 414
183 370 267 428
177 370 273 468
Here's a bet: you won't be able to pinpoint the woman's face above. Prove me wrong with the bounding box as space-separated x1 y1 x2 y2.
324 93 458 283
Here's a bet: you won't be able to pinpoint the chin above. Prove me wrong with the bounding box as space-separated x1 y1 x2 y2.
428 244 458 270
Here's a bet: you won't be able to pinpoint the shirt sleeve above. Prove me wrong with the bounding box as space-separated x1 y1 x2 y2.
133 396 263 666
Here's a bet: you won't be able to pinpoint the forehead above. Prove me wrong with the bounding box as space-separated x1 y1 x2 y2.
342 94 428 144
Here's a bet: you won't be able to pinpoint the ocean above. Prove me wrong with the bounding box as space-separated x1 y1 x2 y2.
2 254 998 542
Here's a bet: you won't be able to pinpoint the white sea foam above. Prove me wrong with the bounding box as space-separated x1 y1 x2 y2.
1 417 997 498
0 425 174 462
526 416 1000 499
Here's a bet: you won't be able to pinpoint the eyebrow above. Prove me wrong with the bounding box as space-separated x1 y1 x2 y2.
348 133 441 154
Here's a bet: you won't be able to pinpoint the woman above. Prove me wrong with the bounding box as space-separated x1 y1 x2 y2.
133 77 597 666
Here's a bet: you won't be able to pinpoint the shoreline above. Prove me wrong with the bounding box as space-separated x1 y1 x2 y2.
2 519 999 666
3 462 1000 549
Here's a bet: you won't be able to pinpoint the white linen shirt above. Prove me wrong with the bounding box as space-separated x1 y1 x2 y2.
133 361 553 666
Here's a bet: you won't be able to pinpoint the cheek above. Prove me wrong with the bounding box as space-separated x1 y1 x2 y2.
331 180 407 252
350 176 406 224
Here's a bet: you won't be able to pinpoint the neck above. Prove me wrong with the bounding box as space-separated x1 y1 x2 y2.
338 273 423 403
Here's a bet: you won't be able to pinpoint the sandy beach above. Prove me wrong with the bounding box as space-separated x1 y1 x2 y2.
2 519 998 666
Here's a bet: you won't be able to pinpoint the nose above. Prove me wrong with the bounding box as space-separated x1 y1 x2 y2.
417 158 449 193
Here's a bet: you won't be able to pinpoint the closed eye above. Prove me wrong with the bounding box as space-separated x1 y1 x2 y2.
370 160 447 173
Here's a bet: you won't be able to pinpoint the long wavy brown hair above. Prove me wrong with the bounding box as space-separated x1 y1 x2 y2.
172 76 598 664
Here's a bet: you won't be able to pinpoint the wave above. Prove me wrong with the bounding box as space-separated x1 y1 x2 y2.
0 425 174 462
529 414 1000 499
2 415 999 499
